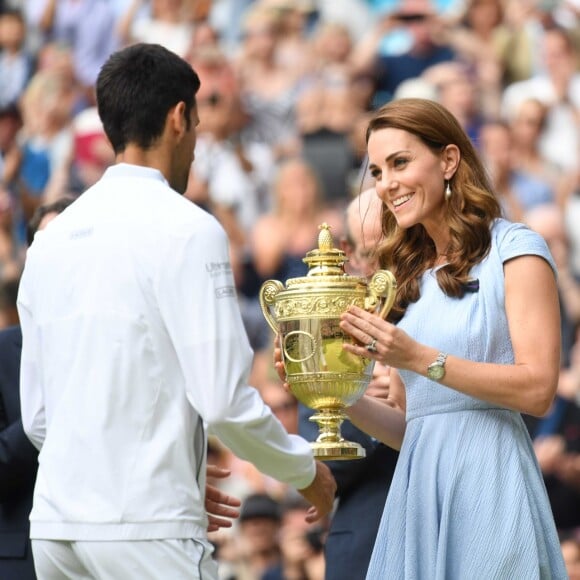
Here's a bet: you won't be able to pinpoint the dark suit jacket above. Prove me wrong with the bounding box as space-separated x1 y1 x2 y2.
299 404 398 580
0 325 38 579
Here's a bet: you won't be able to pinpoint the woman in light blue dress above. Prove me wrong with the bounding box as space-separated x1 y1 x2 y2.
340 98 568 579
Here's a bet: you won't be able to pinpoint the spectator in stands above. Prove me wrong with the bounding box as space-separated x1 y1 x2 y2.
24 0 119 98
479 119 554 221
0 9 34 109
251 156 342 283
233 4 304 160
502 25 580 173
350 0 456 105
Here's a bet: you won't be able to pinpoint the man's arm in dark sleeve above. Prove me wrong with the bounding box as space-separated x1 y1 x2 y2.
0 414 38 501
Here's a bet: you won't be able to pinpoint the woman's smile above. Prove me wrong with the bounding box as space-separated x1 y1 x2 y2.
392 193 414 210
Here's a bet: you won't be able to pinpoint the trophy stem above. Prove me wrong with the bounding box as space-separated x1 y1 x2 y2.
309 408 366 460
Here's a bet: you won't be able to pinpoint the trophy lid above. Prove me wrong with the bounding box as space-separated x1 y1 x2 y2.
302 223 347 276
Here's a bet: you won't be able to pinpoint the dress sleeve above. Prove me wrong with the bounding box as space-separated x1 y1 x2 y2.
495 220 557 277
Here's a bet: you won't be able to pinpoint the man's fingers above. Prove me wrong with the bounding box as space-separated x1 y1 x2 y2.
206 464 231 479
206 497 240 518
207 514 235 531
206 484 241 508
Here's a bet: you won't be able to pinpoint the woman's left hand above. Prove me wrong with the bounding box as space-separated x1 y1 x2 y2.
339 305 416 370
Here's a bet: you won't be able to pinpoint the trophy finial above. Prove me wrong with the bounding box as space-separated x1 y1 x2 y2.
303 223 347 276
318 223 333 252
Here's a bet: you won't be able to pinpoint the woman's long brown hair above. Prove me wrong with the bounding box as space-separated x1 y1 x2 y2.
366 98 502 321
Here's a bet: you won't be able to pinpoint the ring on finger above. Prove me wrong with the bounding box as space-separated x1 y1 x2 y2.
366 338 378 353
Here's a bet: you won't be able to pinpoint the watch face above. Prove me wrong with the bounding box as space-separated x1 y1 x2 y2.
428 363 445 381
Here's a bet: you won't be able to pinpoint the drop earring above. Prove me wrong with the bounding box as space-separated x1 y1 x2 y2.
445 180 452 201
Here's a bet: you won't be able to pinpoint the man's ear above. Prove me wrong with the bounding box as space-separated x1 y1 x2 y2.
169 101 187 137
442 144 460 179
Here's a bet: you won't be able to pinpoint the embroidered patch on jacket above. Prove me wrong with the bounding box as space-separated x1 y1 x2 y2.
215 286 235 299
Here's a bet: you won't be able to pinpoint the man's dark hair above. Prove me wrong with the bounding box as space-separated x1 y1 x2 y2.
96 43 201 154
27 196 76 246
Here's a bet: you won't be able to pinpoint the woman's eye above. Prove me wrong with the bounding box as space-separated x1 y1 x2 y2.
370 169 381 179
394 158 408 168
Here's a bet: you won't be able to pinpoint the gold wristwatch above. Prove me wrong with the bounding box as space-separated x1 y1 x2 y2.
427 352 448 381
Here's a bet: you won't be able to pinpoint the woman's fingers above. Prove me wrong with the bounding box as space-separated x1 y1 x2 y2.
341 307 388 344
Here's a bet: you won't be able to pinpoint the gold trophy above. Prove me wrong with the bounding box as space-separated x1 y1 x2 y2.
259 224 396 460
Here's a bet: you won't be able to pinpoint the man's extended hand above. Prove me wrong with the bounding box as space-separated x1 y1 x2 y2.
297 460 337 523
205 464 241 532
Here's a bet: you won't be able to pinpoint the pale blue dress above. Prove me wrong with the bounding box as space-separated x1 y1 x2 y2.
366 219 568 579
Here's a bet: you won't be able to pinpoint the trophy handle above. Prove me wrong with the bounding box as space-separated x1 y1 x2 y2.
366 270 397 320
259 279 285 333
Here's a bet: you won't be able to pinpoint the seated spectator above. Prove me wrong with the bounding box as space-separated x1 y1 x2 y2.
443 0 505 117
0 9 34 109
261 0 316 76
350 0 456 105
251 157 343 283
14 68 75 231
479 119 554 221
508 97 573 205
226 493 284 580
501 26 580 174
0 186 18 281
118 0 195 58
233 4 304 160
24 0 119 98
423 61 485 144
188 57 274 253
0 103 23 277
263 493 328 580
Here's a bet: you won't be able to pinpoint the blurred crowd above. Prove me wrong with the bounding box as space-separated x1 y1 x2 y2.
1 0 580 577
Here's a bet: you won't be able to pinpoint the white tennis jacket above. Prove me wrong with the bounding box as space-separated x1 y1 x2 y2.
17 164 315 541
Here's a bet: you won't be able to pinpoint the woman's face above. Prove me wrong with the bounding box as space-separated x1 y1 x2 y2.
511 100 544 144
243 19 277 59
367 127 448 231
277 162 317 214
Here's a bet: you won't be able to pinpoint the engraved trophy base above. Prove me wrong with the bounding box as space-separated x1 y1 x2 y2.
311 441 366 461
309 408 366 461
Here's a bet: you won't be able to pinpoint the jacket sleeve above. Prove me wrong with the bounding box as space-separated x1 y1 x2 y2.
156 216 316 490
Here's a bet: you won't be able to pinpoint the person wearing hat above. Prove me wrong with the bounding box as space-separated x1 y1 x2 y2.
231 493 284 579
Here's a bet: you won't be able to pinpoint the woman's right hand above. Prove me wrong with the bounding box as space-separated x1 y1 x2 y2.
366 362 391 402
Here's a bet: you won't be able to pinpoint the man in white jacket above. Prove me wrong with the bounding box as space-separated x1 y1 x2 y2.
17 42 336 579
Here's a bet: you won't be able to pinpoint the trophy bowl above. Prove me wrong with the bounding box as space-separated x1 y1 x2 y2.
259 224 396 460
